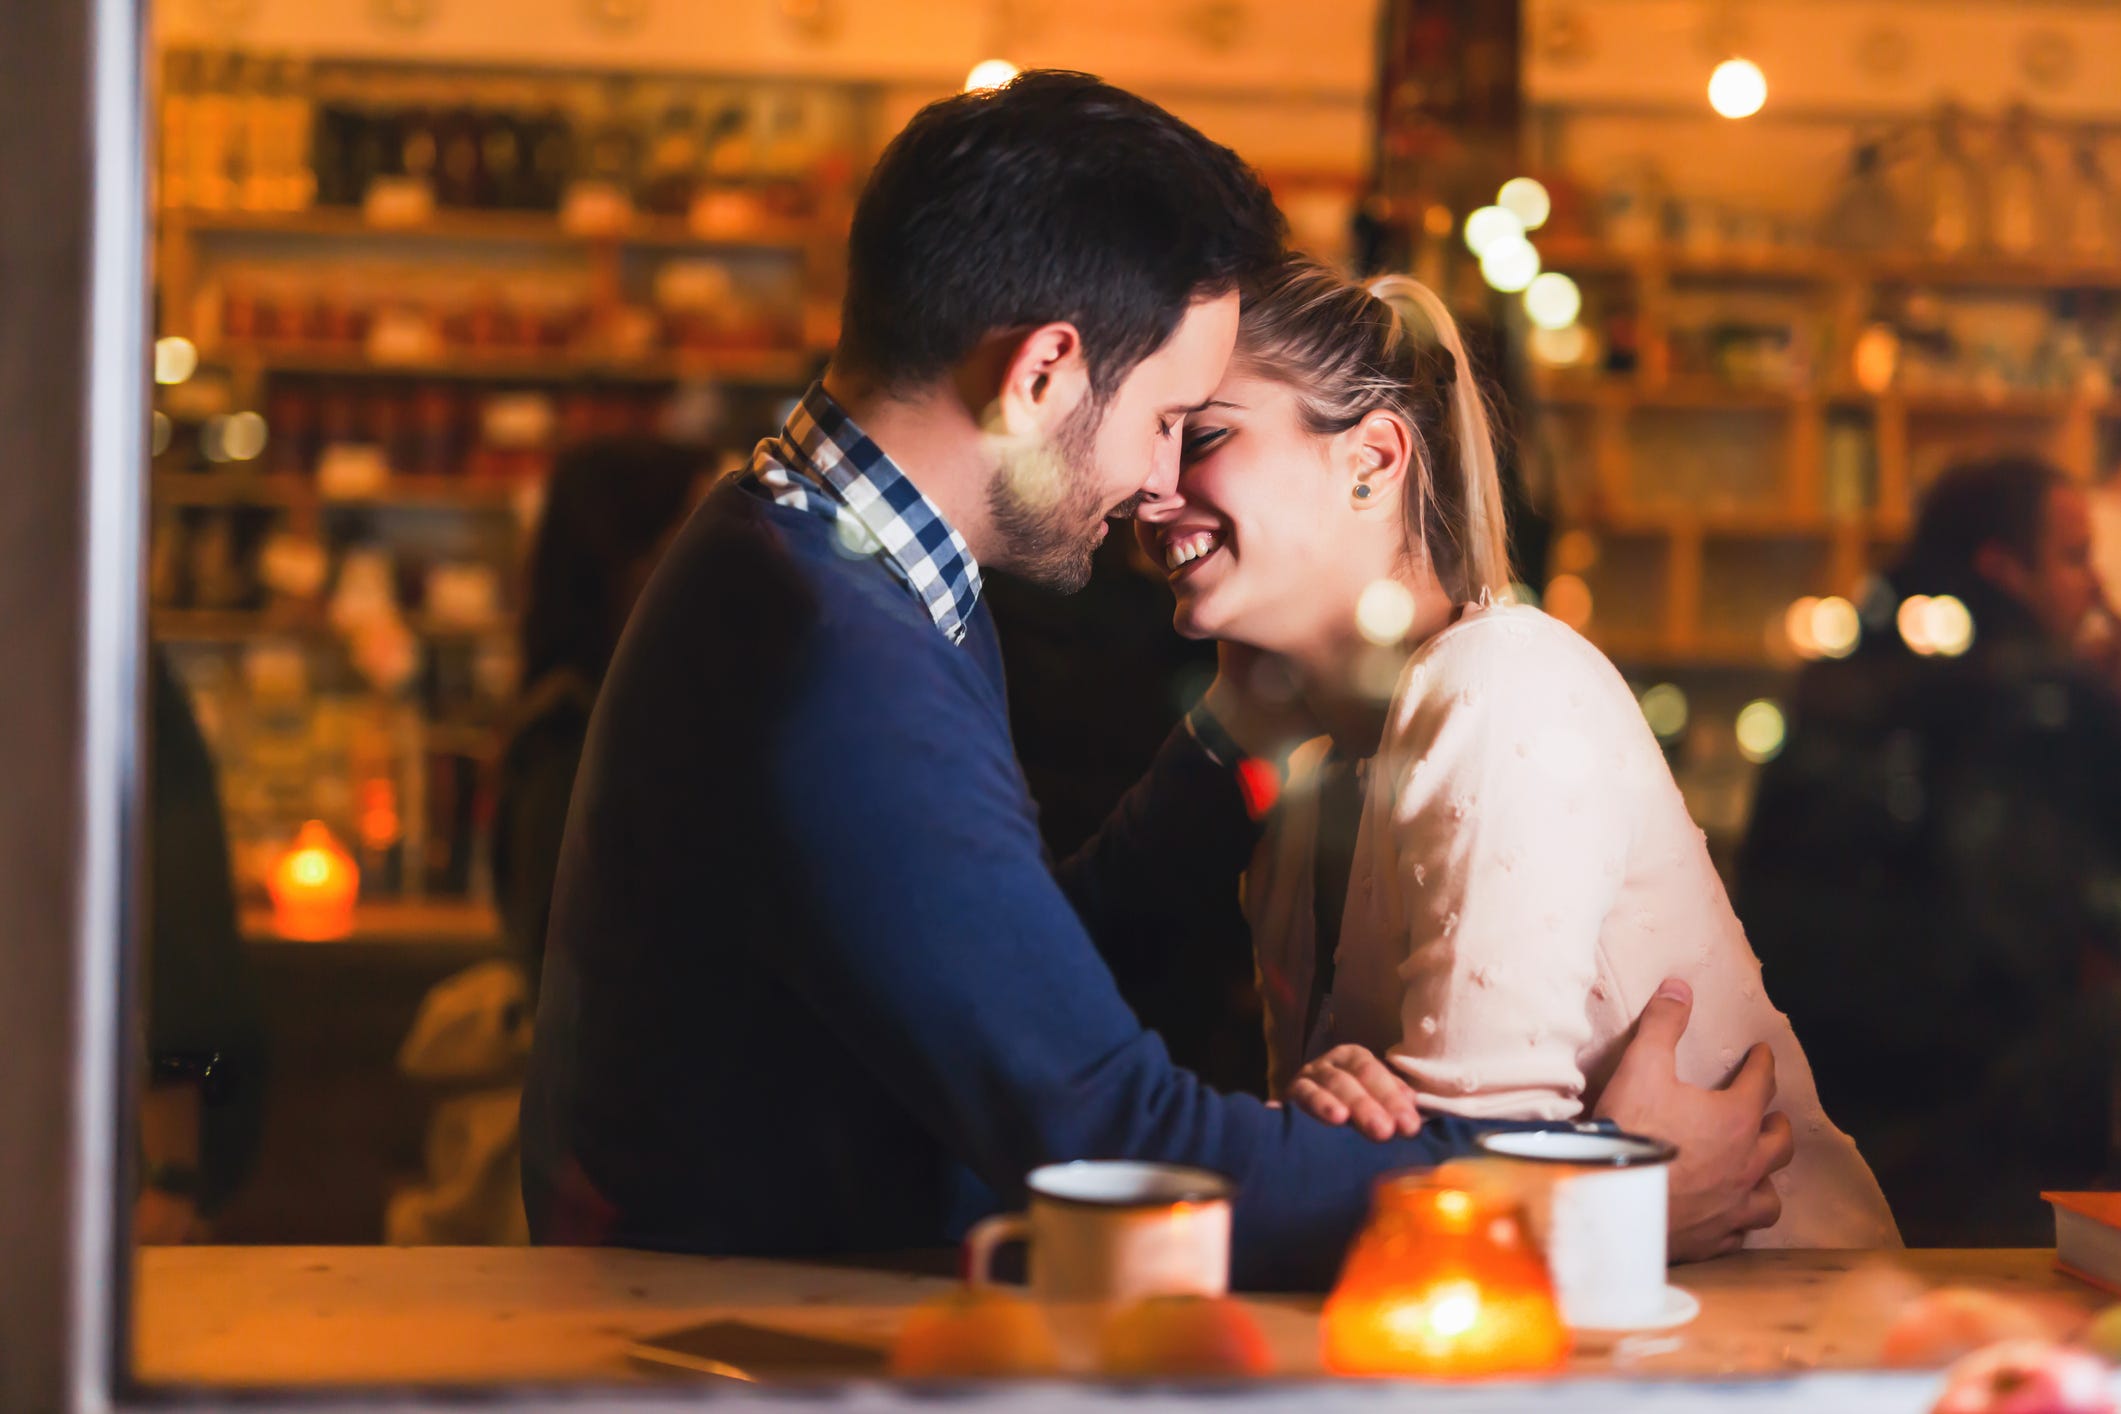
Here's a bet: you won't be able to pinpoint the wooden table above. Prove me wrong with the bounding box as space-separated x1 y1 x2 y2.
134 1246 2107 1389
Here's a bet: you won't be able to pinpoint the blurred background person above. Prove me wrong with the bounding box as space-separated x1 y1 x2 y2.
495 438 709 1001
1736 453 2121 1245
142 648 267 1242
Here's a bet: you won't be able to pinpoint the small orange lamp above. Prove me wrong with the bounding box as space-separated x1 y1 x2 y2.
1322 1172 1569 1378
268 820 359 941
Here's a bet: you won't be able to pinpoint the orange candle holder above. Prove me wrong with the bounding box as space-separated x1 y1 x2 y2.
267 820 359 942
1322 1172 1569 1378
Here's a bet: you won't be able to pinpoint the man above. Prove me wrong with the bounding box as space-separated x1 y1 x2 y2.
1738 454 2121 1245
522 71 1788 1289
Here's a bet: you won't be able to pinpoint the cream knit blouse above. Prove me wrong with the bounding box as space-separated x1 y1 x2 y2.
1244 602 1900 1248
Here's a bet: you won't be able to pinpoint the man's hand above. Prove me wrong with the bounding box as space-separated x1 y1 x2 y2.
1282 1044 1424 1141
1594 978 1794 1262
1199 641 1318 764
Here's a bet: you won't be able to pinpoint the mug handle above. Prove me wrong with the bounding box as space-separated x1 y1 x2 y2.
963 1213 1031 1287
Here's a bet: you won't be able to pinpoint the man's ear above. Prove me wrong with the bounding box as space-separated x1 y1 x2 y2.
1974 541 2032 600
994 322 1091 441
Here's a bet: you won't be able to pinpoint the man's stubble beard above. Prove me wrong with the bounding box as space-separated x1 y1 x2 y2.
987 393 1118 595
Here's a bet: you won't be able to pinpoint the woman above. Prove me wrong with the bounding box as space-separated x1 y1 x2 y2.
1138 258 1897 1247
495 436 707 999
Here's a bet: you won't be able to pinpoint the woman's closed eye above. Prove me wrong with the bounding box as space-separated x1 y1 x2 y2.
1181 425 1231 463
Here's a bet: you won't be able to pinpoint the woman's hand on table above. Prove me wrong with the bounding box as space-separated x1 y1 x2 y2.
1279 1044 1424 1141
1594 977 1795 1262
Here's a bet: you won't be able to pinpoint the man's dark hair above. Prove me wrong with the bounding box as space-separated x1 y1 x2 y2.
837 70 1285 399
1897 452 2069 593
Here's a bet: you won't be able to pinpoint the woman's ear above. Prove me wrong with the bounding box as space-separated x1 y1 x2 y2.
1343 409 1415 510
994 322 1091 442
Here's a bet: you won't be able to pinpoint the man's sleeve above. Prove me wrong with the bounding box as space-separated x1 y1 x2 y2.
761 625 1518 1289
1049 721 1262 980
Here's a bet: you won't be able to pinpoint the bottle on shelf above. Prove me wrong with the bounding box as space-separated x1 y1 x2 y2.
2063 127 2118 263
1916 101 1987 257
186 50 239 212
1989 103 2048 259
1820 139 1902 252
638 87 704 217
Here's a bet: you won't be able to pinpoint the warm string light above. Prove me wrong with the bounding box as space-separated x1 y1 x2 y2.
964 58 1018 92
1709 58 1768 119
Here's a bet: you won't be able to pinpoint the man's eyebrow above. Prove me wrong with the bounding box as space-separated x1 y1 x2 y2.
1164 398 1241 417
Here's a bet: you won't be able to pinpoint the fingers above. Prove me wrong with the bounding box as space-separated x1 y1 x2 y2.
1748 1111 1796 1185
1724 1041 1779 1110
1287 1046 1422 1141
1737 1174 1783 1233
1623 977 1694 1076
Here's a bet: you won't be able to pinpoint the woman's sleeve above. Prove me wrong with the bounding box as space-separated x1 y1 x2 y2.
1382 624 1634 1121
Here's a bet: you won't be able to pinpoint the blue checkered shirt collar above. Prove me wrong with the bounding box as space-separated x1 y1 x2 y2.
743 384 984 645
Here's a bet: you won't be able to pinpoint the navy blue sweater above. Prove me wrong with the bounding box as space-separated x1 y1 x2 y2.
521 480 1521 1290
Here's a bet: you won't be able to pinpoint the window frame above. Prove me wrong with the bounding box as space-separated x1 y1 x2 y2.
0 1 2001 1409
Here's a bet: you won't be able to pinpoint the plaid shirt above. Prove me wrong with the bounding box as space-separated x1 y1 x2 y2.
742 384 983 646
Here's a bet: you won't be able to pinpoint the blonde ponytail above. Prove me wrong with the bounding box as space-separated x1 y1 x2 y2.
1231 258 1512 604
1366 275 1512 602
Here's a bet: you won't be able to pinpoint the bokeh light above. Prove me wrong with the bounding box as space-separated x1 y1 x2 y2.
1463 205 1524 259
1898 594 1974 657
222 410 269 462
154 335 199 386
1528 324 1592 368
1926 595 1975 657
150 410 173 458
964 58 1019 92
1357 578 1418 646
1497 177 1552 233
1552 529 1600 575
1709 58 1768 119
1641 683 1689 740
1543 573 1592 630
1811 596 1861 659
1523 272 1582 331
1736 699 1787 763
1480 236 1542 294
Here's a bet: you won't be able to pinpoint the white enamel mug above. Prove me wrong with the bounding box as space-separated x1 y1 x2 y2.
1475 1129 1677 1330
965 1161 1234 1302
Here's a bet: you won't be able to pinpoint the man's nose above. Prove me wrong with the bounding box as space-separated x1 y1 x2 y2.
1134 443 1185 520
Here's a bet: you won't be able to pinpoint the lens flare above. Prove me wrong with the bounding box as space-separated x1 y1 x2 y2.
1641 683 1689 740
1357 579 1418 646
1463 205 1524 259
154 336 199 386
1543 573 1592 630
1497 177 1552 232
1480 236 1541 294
1811 596 1860 659
1736 699 1786 763
1523 272 1582 331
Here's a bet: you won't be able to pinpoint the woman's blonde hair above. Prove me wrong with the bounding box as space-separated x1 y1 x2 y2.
1229 257 1511 603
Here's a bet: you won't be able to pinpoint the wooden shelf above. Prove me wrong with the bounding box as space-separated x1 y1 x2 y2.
199 344 814 386
154 474 524 514
1539 237 2121 291
171 207 815 254
152 608 513 642
240 898 501 949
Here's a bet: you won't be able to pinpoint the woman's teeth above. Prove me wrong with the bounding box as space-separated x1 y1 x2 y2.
1165 533 1221 572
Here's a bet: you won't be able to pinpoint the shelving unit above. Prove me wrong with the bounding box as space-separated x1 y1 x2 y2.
1532 241 2121 668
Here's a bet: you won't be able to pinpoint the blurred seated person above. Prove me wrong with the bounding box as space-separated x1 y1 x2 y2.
141 648 267 1242
495 439 707 1000
1735 453 2121 1244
